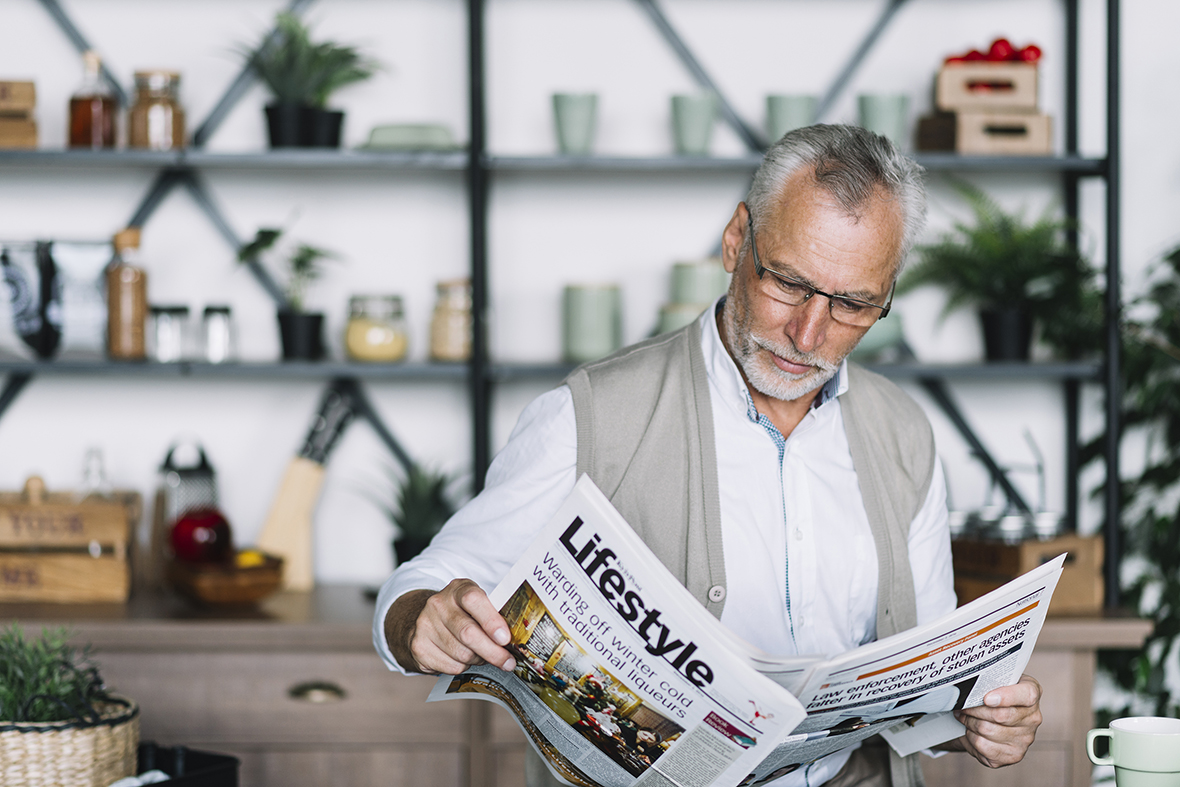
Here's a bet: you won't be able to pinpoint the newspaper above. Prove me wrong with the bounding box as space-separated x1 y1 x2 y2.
428 475 1064 787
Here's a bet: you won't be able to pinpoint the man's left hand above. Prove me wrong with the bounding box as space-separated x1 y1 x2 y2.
946 673 1043 768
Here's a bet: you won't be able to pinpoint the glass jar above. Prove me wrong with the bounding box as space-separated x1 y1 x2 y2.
128 71 185 150
69 51 116 149
107 228 147 360
429 279 472 362
202 305 235 364
149 305 189 363
345 295 408 362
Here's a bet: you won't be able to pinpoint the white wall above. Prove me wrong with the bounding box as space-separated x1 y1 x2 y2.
1 0 1176 586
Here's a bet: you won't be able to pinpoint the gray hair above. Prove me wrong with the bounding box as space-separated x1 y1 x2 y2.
746 124 927 276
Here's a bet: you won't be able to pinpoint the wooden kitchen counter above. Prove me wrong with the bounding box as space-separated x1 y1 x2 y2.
2 594 1151 787
2 586 511 787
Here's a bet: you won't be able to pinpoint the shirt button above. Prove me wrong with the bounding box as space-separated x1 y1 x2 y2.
798 614 806 627
794 529 803 541
708 585 726 602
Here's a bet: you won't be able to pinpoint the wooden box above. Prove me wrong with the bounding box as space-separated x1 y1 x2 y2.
0 479 140 603
952 533 1103 615
957 111 1052 155
936 63 1038 112
0 116 37 149
916 111 1052 156
0 81 36 114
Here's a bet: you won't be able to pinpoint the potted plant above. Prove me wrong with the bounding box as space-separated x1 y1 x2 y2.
897 182 1099 361
242 12 379 148
239 228 336 360
378 464 460 565
0 624 139 784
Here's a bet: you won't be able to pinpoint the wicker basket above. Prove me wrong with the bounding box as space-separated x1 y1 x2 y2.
0 699 139 787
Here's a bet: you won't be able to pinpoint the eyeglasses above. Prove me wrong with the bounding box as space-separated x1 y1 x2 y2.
747 214 894 327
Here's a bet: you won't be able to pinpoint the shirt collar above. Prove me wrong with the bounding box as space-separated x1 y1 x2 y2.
700 297 848 423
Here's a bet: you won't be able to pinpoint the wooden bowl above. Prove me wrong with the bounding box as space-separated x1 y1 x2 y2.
167 554 284 606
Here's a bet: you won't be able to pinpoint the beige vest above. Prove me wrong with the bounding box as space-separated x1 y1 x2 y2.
565 318 936 787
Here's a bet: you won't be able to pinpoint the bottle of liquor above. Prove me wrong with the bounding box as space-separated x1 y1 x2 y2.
69 51 116 149
107 228 147 360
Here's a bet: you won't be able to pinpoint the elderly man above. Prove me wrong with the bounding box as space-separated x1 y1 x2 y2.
373 124 1042 786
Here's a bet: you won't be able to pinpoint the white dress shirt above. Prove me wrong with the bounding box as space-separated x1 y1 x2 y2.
374 301 955 786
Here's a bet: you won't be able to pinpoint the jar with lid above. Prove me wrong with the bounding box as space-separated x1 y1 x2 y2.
345 296 409 362
202 306 235 364
128 71 185 150
107 228 147 360
430 279 472 362
148 305 189 363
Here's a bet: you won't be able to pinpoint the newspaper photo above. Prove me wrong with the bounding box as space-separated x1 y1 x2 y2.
427 475 1064 787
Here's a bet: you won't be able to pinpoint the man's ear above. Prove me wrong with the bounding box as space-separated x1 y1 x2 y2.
721 202 749 274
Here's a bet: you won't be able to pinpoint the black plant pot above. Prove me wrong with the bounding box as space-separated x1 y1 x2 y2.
265 103 305 148
393 537 433 566
277 311 325 361
302 108 344 148
979 307 1033 361
264 104 345 149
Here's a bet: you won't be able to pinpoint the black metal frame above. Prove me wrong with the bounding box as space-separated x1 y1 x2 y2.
7 0 1123 605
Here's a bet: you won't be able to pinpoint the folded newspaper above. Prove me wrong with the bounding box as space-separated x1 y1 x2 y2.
428 475 1065 787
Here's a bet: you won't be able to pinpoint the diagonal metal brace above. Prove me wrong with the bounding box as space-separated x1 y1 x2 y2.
633 0 767 152
35 0 130 106
897 342 1031 513
331 378 417 476
0 374 32 423
816 0 911 121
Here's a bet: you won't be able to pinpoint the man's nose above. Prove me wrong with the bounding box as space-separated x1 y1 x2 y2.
788 294 831 352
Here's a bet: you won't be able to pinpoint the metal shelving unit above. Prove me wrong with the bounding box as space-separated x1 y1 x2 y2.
2 0 1123 605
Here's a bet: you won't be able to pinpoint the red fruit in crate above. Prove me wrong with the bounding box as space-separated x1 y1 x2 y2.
1018 44 1043 63
944 55 968 65
171 508 234 563
988 38 1017 62
964 49 987 61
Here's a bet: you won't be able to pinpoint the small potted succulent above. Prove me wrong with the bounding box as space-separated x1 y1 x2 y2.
379 464 460 566
242 12 379 148
0 624 138 784
239 228 337 360
898 182 1099 361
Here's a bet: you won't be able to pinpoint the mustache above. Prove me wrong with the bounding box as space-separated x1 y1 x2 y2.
750 334 840 375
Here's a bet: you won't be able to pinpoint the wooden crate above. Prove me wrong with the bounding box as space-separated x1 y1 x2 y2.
957 111 1052 155
0 81 36 114
952 533 1103 616
0 116 37 149
936 63 1038 113
0 481 139 603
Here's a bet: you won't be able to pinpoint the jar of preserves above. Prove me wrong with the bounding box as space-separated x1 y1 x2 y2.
429 279 472 362
128 71 185 150
345 295 408 362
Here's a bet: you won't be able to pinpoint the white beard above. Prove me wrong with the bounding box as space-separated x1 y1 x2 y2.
724 297 849 403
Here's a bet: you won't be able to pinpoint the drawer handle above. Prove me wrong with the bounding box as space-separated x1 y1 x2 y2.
288 681 347 703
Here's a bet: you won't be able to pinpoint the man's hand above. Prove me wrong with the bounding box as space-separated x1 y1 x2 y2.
384 579 516 676
945 673 1043 768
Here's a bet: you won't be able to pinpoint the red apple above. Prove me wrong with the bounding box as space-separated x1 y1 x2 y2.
171 508 234 563
1018 44 1043 63
964 49 987 61
988 38 1017 61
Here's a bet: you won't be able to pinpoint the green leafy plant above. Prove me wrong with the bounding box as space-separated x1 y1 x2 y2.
373 464 462 564
898 182 1102 358
238 227 336 313
1092 247 1180 721
242 12 379 108
0 624 114 723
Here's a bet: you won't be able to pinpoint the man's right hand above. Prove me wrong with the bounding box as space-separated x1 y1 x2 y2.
385 579 517 675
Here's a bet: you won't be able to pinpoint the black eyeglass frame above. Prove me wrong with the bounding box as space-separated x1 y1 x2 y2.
746 214 895 325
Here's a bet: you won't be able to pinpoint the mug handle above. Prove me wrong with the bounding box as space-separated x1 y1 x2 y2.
1086 729 1114 766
